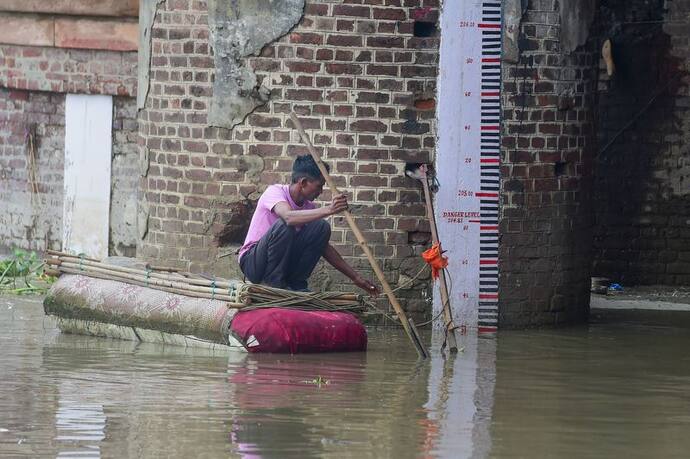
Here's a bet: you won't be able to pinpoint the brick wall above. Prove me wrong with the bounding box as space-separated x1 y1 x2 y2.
0 89 139 256
110 96 140 257
138 0 440 318
499 2 598 326
593 0 690 285
0 0 139 255
0 30 139 256
0 44 137 97
0 88 65 254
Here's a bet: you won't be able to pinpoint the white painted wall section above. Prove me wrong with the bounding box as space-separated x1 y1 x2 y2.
63 94 113 259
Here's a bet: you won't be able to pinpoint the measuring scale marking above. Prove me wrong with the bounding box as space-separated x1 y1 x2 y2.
436 1 501 332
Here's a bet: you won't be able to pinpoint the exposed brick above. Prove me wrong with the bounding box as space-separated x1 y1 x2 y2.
326 63 363 75
286 61 322 73
357 92 390 104
316 49 334 60
373 8 407 20
182 141 208 153
350 175 389 187
326 34 363 47
333 5 371 18
295 47 315 60
367 36 405 48
356 106 376 117
285 89 323 101
367 64 399 76
290 32 323 44
125 0 443 320
305 4 328 15
350 120 387 133
248 144 283 157
336 19 354 32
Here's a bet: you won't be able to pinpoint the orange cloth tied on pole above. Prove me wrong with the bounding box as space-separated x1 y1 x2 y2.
422 243 448 280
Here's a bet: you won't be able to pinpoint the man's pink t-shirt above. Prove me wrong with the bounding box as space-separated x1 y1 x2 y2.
238 184 315 261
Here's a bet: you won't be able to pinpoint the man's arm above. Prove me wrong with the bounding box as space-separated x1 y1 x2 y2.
273 194 348 226
273 202 331 226
323 244 380 296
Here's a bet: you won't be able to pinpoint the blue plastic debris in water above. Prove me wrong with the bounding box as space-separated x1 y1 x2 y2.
609 283 623 291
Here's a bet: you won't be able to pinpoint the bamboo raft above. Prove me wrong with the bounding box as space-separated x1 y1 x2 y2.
45 251 365 313
43 251 367 350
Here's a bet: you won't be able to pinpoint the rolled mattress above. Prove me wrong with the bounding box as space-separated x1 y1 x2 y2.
44 274 240 349
44 274 368 353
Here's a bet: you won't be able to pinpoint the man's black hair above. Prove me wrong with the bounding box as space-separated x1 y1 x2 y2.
291 154 329 183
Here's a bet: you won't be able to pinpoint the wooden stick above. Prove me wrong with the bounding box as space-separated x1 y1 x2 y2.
46 249 100 262
47 256 240 291
47 257 242 298
57 267 246 307
48 252 363 312
57 262 241 302
290 112 428 359
48 253 357 302
49 256 361 308
419 165 459 353
146 264 180 273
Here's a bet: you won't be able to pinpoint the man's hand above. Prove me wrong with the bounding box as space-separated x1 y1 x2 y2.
328 194 348 215
322 245 380 297
353 276 380 297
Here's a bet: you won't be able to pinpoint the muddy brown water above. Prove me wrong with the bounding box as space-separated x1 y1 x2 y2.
1 296 690 458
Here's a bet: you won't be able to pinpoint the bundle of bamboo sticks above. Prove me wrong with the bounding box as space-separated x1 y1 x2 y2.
45 251 363 312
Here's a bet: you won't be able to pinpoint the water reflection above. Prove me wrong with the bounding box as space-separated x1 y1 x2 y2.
55 399 105 458
423 333 496 459
2 297 497 458
225 349 431 458
40 334 233 458
4 297 690 458
491 317 690 459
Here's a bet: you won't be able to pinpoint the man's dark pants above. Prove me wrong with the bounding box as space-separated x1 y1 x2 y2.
240 219 331 290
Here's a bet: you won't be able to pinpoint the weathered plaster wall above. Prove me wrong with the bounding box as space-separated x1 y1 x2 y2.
0 89 65 254
499 0 598 326
0 0 138 17
138 0 165 109
0 90 139 256
0 45 138 97
111 96 140 257
593 0 690 285
0 6 139 255
137 0 440 318
207 0 304 128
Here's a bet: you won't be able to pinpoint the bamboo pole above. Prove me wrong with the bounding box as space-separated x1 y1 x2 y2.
57 267 246 307
146 265 180 273
419 165 459 353
47 259 239 297
46 250 99 262
47 252 360 303
56 266 363 312
47 252 364 312
289 112 428 359
46 255 240 290
56 261 241 302
47 255 362 310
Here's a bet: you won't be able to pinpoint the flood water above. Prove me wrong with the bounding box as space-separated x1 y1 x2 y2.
2 296 690 458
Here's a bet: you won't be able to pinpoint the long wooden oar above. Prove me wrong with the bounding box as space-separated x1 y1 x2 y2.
290 112 428 359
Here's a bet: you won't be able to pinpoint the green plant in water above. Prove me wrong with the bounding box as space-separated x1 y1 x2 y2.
0 248 55 295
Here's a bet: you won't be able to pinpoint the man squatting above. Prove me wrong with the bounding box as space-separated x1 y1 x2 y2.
239 155 380 296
